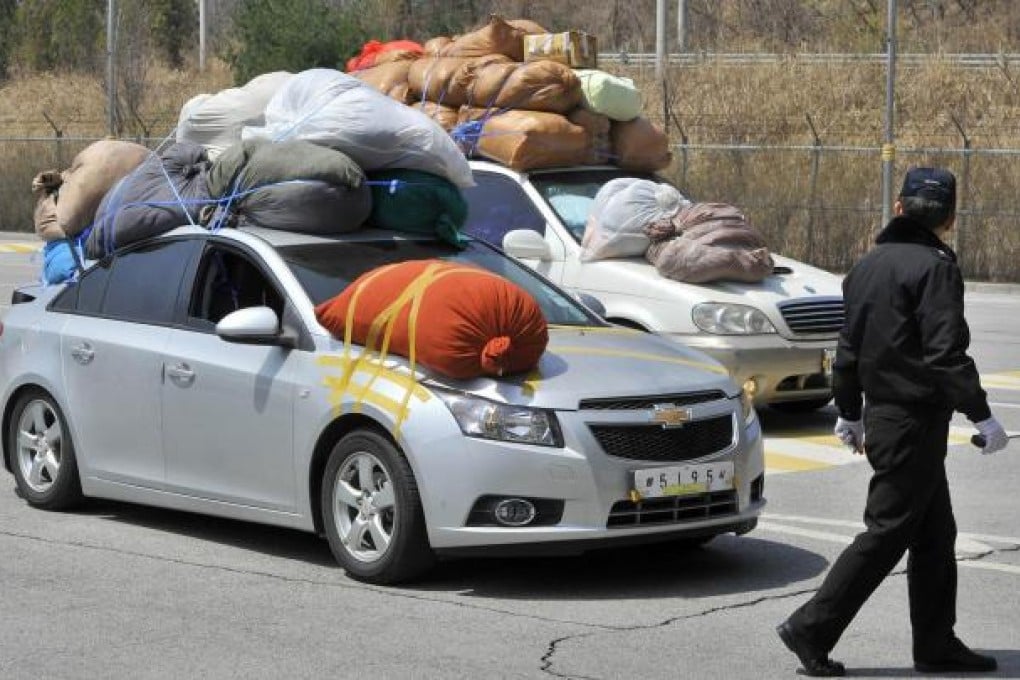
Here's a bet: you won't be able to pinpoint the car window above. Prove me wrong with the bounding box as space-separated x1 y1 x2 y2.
100 239 197 325
280 237 599 327
461 172 546 247
50 259 113 314
531 169 664 242
187 245 285 330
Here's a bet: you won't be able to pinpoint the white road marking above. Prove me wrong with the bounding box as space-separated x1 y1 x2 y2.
763 513 1020 547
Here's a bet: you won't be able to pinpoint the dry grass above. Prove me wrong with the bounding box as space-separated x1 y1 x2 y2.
2 56 1020 280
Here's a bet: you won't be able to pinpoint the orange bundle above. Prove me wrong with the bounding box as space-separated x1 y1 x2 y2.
315 260 548 380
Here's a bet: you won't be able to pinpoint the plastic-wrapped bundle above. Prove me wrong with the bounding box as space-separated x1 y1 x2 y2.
580 178 689 261
206 138 371 235
315 260 548 380
243 68 474 188
85 142 211 259
42 240 78 284
176 71 292 160
367 169 467 245
575 69 642 122
644 202 774 283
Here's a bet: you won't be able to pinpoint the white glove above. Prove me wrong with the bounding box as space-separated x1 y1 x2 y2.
835 417 864 453
975 417 1008 455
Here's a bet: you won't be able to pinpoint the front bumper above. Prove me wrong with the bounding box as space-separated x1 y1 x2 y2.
404 396 766 550
672 334 835 406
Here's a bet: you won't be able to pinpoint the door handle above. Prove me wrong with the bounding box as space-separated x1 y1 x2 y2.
70 343 94 365
165 362 195 386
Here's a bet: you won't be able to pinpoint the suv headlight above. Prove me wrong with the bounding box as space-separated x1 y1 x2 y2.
693 303 777 335
434 389 563 447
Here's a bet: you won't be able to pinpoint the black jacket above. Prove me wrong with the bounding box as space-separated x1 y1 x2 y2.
833 215 990 422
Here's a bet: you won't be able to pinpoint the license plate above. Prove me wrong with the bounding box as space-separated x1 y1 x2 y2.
632 461 734 499
822 348 836 378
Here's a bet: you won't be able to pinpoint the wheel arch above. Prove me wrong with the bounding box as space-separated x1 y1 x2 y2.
2 384 55 474
307 413 401 535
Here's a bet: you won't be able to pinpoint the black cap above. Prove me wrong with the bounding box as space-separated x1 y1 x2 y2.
899 167 956 206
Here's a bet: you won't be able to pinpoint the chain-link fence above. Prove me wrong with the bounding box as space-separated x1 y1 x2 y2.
4 133 1019 282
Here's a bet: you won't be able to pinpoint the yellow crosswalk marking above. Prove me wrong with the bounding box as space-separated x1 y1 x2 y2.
0 243 40 253
765 451 833 472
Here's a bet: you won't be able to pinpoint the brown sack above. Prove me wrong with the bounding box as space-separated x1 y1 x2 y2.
568 108 612 165
354 60 413 96
610 117 672 171
452 59 518 108
487 60 581 113
411 102 460 131
444 15 526 61
57 140 150 237
423 36 453 56
507 18 548 35
460 109 589 171
374 49 421 66
408 56 472 104
32 170 67 241
387 82 412 104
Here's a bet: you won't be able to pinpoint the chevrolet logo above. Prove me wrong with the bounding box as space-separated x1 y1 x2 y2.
650 403 693 429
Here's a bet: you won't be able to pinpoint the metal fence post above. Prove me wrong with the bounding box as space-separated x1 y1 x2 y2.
806 114 822 264
951 115 970 262
41 112 64 169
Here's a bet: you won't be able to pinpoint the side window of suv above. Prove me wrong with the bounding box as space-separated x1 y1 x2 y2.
461 172 546 247
100 239 198 325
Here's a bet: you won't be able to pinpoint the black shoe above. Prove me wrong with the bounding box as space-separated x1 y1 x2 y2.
777 621 846 677
915 637 997 673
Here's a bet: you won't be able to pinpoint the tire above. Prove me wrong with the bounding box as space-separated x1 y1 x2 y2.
7 389 83 510
769 397 832 414
320 429 435 584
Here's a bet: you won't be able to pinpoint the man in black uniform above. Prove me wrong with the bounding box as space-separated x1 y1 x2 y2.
776 167 1009 677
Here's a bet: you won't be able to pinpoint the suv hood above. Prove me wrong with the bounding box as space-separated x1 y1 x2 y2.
430 326 738 410
577 253 843 305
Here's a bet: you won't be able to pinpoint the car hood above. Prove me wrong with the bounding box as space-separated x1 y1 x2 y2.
429 326 738 410
577 253 843 305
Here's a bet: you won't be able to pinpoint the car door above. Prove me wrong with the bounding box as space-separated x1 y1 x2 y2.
461 171 567 283
160 242 299 512
60 238 199 487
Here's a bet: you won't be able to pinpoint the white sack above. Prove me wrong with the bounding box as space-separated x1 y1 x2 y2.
242 68 474 188
580 178 689 261
176 71 293 160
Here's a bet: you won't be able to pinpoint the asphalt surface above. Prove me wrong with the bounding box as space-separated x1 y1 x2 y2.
1 235 1018 679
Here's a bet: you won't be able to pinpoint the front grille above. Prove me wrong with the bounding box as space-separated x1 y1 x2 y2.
607 490 738 527
578 391 727 411
778 297 844 335
589 415 734 462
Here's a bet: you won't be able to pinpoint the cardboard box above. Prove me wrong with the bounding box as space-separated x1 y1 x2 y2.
524 31 598 69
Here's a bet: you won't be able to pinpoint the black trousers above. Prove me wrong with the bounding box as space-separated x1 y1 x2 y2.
788 401 957 659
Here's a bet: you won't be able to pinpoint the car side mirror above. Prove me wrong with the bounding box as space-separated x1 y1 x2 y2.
502 229 552 261
216 306 295 348
574 292 606 318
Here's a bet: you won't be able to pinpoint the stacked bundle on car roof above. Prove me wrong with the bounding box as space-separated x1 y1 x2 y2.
349 15 670 172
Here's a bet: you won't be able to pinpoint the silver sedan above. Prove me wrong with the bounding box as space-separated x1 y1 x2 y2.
0 226 765 584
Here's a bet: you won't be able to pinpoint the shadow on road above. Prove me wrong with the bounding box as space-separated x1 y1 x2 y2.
847 647 1020 678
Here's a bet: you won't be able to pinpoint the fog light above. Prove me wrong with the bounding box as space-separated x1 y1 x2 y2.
493 498 536 527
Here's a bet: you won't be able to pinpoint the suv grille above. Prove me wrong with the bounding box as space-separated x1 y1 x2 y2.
607 490 738 527
777 297 844 335
589 415 734 462
578 391 727 411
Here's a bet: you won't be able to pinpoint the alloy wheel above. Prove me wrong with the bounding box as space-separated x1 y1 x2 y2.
332 451 397 563
16 399 64 494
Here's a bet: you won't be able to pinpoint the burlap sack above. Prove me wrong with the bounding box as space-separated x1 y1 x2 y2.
567 108 612 165
443 15 526 61
32 170 67 241
412 102 460 131
465 60 581 113
610 117 672 171
373 48 421 66
354 61 413 97
459 109 588 171
408 56 473 103
56 140 151 237
423 36 452 56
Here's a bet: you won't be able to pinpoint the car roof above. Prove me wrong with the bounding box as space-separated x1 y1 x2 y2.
158 225 452 250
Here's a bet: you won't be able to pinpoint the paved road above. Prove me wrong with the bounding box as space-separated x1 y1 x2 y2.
1 239 1018 679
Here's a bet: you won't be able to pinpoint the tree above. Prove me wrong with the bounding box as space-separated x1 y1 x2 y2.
148 0 198 68
14 0 106 73
0 0 15 80
223 0 367 84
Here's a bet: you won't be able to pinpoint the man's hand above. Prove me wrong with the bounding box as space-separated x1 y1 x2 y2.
834 417 864 454
975 417 1008 455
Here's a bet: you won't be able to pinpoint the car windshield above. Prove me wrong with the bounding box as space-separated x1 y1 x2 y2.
531 169 665 242
278 236 600 327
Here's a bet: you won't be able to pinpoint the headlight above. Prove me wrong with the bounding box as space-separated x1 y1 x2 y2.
692 303 777 335
434 389 563 447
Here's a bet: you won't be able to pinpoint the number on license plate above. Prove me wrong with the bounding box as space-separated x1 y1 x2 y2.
632 461 735 499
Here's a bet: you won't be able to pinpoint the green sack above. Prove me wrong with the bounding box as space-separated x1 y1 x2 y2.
575 69 642 122
368 169 467 246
